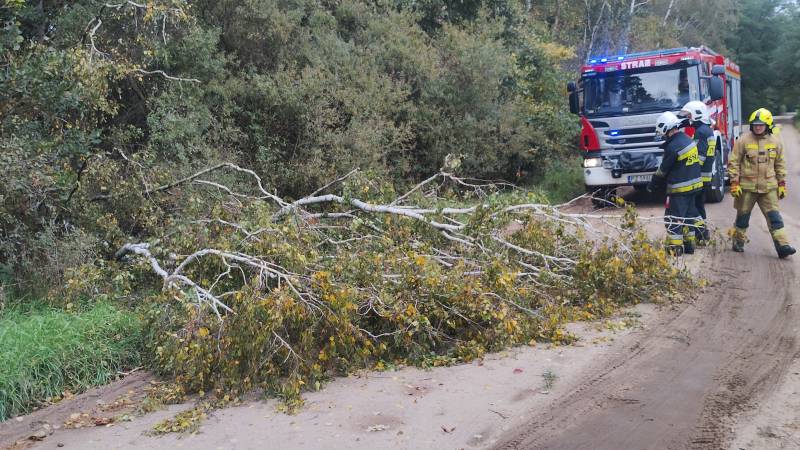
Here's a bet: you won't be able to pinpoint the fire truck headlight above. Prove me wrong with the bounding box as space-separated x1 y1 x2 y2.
583 157 603 168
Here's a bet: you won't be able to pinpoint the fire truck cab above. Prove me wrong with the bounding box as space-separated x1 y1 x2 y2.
567 47 742 206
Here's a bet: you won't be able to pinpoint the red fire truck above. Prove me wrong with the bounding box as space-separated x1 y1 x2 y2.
566 46 742 206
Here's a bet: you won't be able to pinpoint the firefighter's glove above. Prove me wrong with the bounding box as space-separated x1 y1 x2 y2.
778 182 787 200
646 181 657 193
730 183 742 198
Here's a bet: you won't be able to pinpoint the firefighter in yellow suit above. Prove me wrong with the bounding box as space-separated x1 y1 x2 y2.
728 108 796 258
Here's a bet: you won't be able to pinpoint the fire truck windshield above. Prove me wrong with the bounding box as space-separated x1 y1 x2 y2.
580 65 700 117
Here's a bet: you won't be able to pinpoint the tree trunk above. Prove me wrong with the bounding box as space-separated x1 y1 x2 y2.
37 0 46 43
663 0 676 26
619 0 640 54
553 1 561 33
586 1 609 60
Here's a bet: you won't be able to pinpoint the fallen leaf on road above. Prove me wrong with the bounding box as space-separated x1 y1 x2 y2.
93 417 114 426
441 425 456 433
513 368 523 374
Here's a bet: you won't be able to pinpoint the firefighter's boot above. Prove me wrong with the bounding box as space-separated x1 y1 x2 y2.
667 245 684 257
732 222 748 253
777 244 796 259
698 229 711 246
695 220 710 247
683 236 696 255
766 210 793 259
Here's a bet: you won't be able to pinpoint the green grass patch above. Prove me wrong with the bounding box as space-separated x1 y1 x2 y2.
528 157 585 204
0 302 143 421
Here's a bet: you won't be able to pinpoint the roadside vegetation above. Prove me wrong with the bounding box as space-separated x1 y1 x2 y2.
2 0 800 424
0 301 142 421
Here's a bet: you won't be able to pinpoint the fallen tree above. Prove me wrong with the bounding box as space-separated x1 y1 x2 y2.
105 163 692 411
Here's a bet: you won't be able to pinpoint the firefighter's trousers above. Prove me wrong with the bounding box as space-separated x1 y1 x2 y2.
733 190 790 247
665 194 698 249
694 189 709 242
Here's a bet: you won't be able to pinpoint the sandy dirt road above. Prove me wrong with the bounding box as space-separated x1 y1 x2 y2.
4 120 800 450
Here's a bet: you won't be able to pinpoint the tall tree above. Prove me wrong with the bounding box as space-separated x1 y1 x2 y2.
725 0 784 113
770 3 800 111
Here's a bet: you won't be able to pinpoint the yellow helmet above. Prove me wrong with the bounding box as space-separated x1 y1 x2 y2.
748 108 774 132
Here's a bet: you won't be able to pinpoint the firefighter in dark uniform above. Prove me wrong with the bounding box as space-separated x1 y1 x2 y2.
680 101 716 244
647 111 703 256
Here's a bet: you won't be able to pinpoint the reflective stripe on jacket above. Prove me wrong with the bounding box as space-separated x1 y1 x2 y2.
653 131 703 196
728 131 786 193
693 123 716 183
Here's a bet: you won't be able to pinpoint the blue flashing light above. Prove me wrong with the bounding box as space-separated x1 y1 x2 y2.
586 47 690 64
609 130 620 136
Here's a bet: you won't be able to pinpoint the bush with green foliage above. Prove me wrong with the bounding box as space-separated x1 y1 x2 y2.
1 0 578 290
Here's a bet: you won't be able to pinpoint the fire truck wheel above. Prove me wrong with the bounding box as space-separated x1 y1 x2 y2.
705 142 726 204
588 186 616 208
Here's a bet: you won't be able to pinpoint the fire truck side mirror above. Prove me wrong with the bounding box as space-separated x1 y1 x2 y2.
567 82 579 114
709 76 724 101
711 64 725 76
568 93 579 114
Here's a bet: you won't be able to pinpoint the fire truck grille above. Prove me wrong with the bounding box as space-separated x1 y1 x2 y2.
607 135 657 145
603 126 654 136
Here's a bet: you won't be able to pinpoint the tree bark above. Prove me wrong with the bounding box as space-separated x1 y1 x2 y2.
586 1 609 60
553 1 561 33
37 0 46 43
663 0 676 26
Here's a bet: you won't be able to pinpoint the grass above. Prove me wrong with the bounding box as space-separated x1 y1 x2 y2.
0 302 143 421
528 157 585 204
542 369 557 391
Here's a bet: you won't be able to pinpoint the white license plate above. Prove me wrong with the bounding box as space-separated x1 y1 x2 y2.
627 175 652 183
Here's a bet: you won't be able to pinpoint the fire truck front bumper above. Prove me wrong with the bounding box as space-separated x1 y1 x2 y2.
582 152 662 187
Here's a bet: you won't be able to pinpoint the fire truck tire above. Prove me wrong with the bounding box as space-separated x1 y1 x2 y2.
705 142 726 203
587 186 616 208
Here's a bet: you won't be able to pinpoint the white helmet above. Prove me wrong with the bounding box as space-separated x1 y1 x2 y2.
680 101 711 124
655 111 683 138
